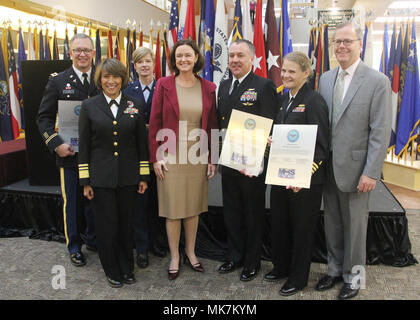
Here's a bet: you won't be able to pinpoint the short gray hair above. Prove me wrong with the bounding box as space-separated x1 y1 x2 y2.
70 33 94 48
335 22 363 40
230 39 255 57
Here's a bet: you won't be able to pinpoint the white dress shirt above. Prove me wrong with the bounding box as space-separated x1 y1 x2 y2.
72 66 92 84
104 92 122 118
337 58 361 104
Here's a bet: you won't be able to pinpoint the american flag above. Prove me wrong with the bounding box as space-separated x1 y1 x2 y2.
168 0 178 51
7 29 21 139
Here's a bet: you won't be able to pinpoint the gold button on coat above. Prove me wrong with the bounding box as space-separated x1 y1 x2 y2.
114 131 118 135
113 121 117 125
114 152 118 156
114 142 118 146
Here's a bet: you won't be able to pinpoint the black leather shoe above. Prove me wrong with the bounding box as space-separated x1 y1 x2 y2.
240 268 259 282
184 254 204 272
150 244 167 258
279 282 301 296
122 273 136 285
136 253 149 268
85 245 97 252
263 270 286 282
106 276 123 288
338 283 359 300
168 269 179 280
218 261 241 274
315 275 343 291
70 252 86 267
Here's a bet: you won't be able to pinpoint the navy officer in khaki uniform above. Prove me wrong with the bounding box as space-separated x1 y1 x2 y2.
217 39 277 282
37 34 98 266
78 58 149 288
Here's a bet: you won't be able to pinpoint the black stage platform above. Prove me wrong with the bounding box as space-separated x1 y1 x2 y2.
0 176 417 267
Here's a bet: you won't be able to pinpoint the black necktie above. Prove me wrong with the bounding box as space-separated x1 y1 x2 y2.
143 86 150 92
286 97 295 112
230 79 239 96
82 73 89 90
108 99 119 107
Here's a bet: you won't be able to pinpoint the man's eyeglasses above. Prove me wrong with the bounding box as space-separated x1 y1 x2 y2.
72 48 93 55
333 39 360 46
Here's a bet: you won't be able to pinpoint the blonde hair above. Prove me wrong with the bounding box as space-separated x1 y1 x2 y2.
283 51 314 79
132 47 154 64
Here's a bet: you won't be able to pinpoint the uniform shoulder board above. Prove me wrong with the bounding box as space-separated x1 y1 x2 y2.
50 72 59 78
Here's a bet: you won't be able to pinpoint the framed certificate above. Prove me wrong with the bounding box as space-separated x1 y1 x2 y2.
266 124 318 188
58 100 82 152
219 109 273 176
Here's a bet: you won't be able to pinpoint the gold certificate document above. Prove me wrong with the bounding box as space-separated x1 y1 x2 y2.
58 100 82 152
266 124 318 188
219 109 273 176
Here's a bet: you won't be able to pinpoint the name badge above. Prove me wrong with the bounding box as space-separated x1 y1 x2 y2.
63 89 75 94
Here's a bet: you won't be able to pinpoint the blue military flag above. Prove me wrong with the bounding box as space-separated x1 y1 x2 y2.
322 24 330 73
279 0 292 66
387 23 396 82
395 21 420 157
228 0 242 46
96 28 101 66
39 29 44 60
361 23 368 61
63 29 70 60
0 37 13 141
379 24 389 74
17 28 26 129
203 0 215 82
44 30 52 60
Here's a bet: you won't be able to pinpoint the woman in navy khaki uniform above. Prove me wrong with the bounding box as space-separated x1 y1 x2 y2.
124 47 168 269
264 52 329 296
78 58 150 288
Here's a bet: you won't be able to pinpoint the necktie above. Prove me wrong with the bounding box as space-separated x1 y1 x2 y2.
109 100 119 118
82 73 89 90
230 79 239 96
108 99 119 107
332 70 347 128
143 86 150 101
286 96 295 112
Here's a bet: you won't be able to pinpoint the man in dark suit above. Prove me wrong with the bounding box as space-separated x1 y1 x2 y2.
37 34 99 266
217 39 277 281
316 22 391 299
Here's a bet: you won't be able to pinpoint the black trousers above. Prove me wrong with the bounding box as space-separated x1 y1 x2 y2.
91 185 136 281
133 172 167 254
270 184 323 288
221 173 266 270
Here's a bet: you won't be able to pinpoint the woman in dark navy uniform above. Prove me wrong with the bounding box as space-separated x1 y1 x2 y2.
264 52 329 296
78 58 150 288
124 47 167 269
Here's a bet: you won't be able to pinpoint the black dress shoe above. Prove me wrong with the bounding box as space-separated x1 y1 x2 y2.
70 252 86 267
338 283 359 300
106 276 123 288
315 275 343 291
85 245 97 252
149 244 167 258
122 273 136 285
218 261 241 274
240 268 259 282
168 269 179 280
279 282 301 296
184 255 204 272
263 270 286 282
136 253 149 269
